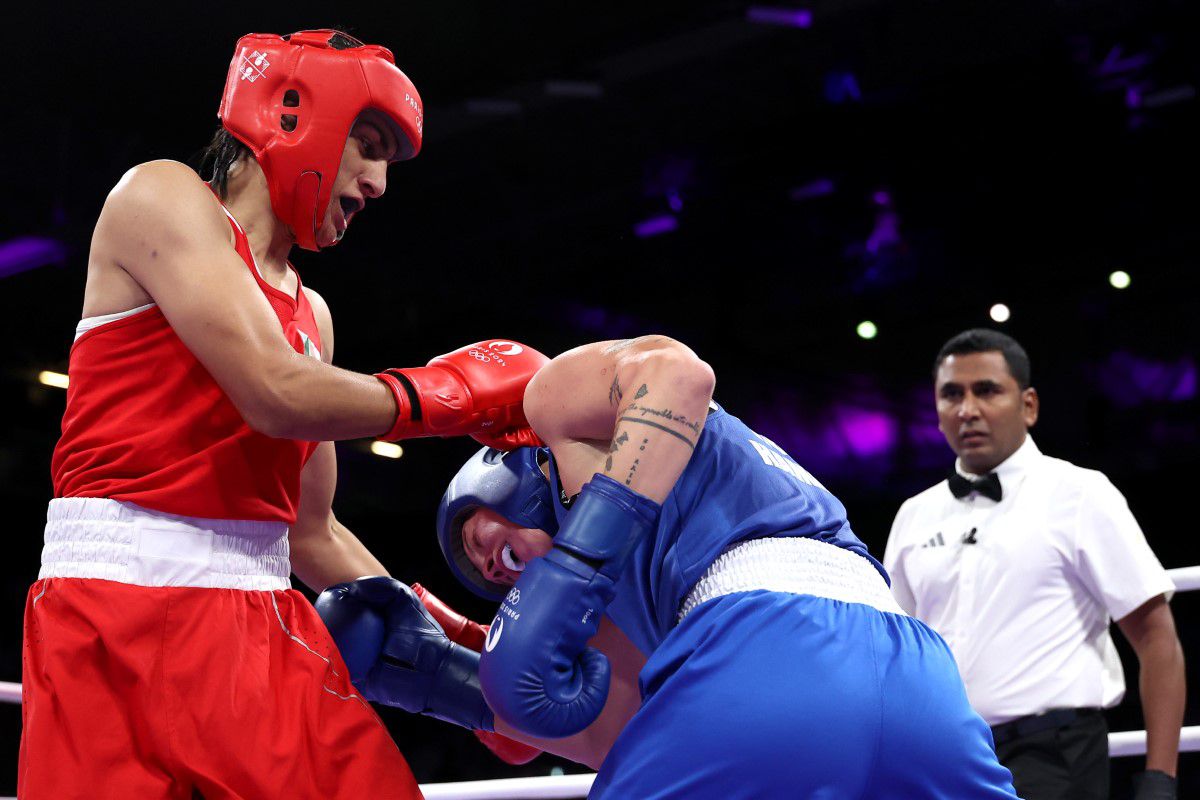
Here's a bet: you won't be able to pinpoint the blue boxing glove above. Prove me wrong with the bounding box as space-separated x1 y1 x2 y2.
316 577 495 731
478 474 660 738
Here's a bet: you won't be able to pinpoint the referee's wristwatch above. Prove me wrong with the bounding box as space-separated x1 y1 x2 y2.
1133 770 1176 800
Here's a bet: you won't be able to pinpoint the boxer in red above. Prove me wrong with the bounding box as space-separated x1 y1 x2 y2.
19 30 545 799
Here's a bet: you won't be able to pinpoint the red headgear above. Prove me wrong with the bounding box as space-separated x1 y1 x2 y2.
218 30 423 251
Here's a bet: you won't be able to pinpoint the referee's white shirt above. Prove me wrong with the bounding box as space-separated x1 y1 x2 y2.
883 436 1174 726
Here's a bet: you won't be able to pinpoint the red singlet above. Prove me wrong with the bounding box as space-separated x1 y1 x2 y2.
51 206 322 523
24 197 422 799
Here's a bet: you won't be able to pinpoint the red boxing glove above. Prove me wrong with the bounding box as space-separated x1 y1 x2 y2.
411 583 543 766
375 340 548 442
473 729 542 766
472 426 544 451
410 583 488 652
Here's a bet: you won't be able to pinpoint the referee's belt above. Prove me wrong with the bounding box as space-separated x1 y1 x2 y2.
989 707 1103 747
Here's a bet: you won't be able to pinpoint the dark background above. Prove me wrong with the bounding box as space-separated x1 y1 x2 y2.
3 0 1198 795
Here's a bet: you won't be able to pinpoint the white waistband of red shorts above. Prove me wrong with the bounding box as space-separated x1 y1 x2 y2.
677 536 904 622
41 498 291 591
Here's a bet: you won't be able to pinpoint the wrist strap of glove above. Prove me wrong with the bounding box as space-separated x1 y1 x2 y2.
426 643 495 732
376 366 476 440
555 474 661 581
375 370 420 441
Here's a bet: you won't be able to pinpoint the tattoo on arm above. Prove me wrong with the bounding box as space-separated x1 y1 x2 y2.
617 417 697 450
604 428 652 485
609 375 623 407
622 403 703 437
605 431 630 472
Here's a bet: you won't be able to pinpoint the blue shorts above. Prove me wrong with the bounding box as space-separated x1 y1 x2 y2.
590 592 1017 799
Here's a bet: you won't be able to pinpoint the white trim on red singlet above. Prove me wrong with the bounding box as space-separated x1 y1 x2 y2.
72 205 302 343
74 303 157 341
219 204 302 301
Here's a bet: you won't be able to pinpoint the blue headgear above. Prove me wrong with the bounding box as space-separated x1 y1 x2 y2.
436 446 559 600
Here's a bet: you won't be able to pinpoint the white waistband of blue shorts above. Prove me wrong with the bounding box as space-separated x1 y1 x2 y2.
41 498 291 591
677 537 904 623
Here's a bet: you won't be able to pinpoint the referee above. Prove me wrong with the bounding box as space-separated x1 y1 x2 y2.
884 329 1185 800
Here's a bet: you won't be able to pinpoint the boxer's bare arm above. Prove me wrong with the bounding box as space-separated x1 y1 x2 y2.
493 616 646 768
290 442 390 592
524 336 716 503
92 160 396 440
289 289 391 592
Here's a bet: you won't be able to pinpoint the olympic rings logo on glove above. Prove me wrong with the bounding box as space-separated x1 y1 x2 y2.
469 342 523 367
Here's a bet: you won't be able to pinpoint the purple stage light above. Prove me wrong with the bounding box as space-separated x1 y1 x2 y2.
1098 351 1197 407
634 215 678 238
824 72 862 104
667 191 684 213
746 7 813 29
833 406 897 457
0 236 68 279
865 210 901 255
743 384 961 488
789 178 835 202
1093 46 1153 78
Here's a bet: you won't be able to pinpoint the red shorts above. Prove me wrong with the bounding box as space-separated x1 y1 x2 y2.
19 578 423 799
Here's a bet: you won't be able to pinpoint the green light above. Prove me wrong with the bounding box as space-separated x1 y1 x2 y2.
1109 270 1131 289
856 320 878 340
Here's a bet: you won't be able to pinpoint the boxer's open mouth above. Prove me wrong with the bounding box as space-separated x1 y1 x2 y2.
501 543 525 572
339 196 363 223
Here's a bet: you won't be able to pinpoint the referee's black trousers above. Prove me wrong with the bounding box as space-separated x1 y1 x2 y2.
993 711 1108 800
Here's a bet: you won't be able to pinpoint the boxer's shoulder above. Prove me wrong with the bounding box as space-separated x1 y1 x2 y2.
97 160 229 261
104 161 223 231
111 160 209 200
300 285 329 319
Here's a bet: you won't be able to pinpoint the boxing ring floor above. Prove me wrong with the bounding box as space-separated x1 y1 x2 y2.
4 564 1198 799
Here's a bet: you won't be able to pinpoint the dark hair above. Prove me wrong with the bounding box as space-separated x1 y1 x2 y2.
933 329 1032 389
197 128 252 199
197 29 363 198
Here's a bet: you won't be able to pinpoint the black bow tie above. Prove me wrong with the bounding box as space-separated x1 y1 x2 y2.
948 471 1002 502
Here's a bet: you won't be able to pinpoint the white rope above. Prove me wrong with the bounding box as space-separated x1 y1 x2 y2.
420 773 596 799
1168 565 1200 592
1110 724 1200 757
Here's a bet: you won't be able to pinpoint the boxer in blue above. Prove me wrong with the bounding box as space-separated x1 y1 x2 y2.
318 336 1020 798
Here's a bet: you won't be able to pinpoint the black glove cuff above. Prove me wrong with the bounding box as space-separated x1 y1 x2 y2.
1132 769 1176 800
